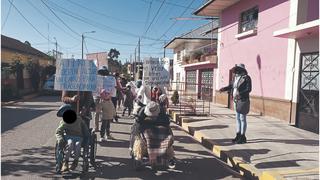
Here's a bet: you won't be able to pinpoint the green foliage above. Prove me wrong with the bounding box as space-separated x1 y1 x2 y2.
26 60 41 91
108 48 120 61
171 90 179 105
8 60 25 77
191 50 203 60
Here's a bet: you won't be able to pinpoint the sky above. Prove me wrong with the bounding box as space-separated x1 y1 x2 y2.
1 0 210 63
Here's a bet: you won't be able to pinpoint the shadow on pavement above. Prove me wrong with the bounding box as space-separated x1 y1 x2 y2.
1 146 56 178
248 139 319 146
1 108 51 133
83 155 242 180
188 125 229 135
255 159 316 169
224 149 271 163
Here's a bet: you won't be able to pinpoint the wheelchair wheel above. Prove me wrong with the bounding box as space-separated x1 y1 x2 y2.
55 142 64 173
82 147 89 173
90 132 97 166
132 155 143 171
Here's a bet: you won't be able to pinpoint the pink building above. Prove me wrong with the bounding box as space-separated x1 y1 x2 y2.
86 52 108 68
195 0 319 133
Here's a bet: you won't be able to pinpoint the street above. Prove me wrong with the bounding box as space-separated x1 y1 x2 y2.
1 96 242 180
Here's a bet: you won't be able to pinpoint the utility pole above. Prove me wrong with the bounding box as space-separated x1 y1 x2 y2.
81 34 84 59
163 41 166 58
138 38 140 62
134 47 137 80
53 37 57 63
81 31 95 59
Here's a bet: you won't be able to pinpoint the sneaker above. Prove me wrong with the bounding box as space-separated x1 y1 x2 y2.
100 137 107 142
107 134 115 140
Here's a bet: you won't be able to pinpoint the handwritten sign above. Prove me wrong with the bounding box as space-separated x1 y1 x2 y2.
96 75 116 95
54 59 97 91
143 57 170 86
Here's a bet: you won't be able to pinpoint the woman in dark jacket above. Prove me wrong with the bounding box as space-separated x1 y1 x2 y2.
219 63 252 144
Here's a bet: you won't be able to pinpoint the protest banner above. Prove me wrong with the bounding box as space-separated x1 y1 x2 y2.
54 59 97 91
96 75 116 95
143 57 170 87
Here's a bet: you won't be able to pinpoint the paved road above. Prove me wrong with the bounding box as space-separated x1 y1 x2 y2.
2 96 242 179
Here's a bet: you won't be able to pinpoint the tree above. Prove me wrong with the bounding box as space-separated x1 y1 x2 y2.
26 60 40 91
108 48 120 61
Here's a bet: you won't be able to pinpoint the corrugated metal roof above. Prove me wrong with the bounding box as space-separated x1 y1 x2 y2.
179 20 219 39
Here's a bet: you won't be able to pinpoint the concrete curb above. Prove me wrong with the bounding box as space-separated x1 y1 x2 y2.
1 93 40 106
168 108 319 180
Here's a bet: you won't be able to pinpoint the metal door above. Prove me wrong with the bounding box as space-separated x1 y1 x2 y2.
199 69 213 101
297 52 319 134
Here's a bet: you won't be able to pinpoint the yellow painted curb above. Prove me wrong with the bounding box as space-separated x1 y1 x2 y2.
260 168 320 180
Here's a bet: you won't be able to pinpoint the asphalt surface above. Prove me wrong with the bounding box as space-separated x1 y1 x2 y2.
1 96 242 180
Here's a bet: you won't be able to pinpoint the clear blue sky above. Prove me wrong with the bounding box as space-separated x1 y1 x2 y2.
1 0 210 62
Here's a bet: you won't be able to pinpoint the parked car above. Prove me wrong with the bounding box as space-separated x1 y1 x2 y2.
43 74 55 90
42 74 60 95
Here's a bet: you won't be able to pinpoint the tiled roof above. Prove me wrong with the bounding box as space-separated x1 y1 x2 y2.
1 35 51 59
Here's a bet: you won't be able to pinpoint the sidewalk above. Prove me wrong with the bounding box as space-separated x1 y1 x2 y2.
169 103 319 180
1 93 40 106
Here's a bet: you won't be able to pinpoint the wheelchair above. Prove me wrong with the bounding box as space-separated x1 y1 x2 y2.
55 128 97 174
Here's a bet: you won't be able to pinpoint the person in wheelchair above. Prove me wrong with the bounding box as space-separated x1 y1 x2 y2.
56 104 90 172
130 101 174 168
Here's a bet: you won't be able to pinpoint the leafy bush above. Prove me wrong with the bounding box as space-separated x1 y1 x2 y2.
171 90 179 105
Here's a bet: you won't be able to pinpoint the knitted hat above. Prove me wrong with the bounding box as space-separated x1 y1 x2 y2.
144 101 160 117
57 104 72 117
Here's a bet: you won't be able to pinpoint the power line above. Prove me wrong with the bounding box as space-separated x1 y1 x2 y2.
66 0 145 24
149 0 197 46
26 0 80 41
2 0 13 30
46 0 164 42
40 0 80 36
143 1 153 31
143 0 166 36
139 0 196 10
7 0 54 43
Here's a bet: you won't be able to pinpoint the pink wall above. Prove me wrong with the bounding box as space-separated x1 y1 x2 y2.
86 52 108 68
307 0 319 22
219 0 290 99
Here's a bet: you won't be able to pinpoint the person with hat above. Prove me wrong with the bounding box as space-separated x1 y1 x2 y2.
55 104 90 172
219 63 252 144
93 66 111 132
99 89 116 141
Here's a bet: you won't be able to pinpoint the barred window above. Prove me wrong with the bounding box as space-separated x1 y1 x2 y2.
239 6 259 33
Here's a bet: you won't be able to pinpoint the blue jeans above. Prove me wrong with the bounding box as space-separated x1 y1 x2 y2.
236 112 247 135
64 135 83 161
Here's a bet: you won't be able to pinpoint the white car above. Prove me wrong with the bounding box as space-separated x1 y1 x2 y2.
43 74 55 91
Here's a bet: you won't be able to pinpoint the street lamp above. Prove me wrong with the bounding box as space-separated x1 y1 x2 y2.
81 31 96 59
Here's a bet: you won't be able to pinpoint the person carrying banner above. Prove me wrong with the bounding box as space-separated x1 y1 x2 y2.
61 91 95 128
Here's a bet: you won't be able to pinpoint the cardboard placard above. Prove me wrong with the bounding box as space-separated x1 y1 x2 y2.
54 59 97 91
143 57 170 87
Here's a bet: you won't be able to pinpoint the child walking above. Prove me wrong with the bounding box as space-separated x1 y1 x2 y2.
100 89 116 141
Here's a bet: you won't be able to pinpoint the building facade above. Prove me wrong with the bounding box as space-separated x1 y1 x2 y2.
165 22 219 101
194 0 319 133
1 35 54 96
86 51 108 68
